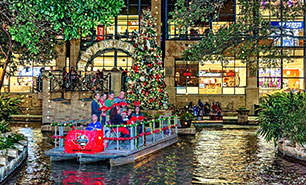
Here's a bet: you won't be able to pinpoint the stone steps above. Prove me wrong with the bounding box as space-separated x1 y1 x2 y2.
10 115 42 123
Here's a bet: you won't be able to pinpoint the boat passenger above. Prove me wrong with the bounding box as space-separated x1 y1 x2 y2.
109 106 129 136
114 91 126 104
99 93 107 125
122 111 129 122
86 114 102 131
132 105 144 134
132 106 144 118
91 92 102 122
105 91 115 121
127 108 133 120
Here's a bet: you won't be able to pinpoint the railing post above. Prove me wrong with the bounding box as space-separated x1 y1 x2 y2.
54 126 58 148
116 126 119 151
59 126 64 148
153 120 155 142
130 126 134 150
142 122 145 147
168 117 172 136
160 119 163 139
175 116 178 134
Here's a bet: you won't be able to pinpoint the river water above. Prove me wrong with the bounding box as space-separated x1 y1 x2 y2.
6 124 306 185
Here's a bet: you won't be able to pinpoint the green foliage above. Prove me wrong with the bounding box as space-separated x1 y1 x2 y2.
0 94 23 122
126 9 169 110
179 111 193 120
169 0 226 33
154 113 161 119
0 133 24 150
1 0 124 88
169 0 305 70
258 90 306 146
0 120 11 133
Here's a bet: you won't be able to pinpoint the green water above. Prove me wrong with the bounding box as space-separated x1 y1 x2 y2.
6 124 306 184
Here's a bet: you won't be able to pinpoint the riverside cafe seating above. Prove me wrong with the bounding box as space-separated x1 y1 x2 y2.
47 115 178 164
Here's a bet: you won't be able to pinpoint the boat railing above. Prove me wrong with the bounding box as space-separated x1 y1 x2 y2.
51 119 91 148
50 115 178 152
103 115 178 151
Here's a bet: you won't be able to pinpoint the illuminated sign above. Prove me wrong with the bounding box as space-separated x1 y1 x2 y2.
271 21 303 29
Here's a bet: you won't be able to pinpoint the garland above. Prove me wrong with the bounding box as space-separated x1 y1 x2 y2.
103 125 177 141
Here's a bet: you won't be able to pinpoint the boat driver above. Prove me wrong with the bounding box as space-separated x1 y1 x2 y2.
86 114 102 131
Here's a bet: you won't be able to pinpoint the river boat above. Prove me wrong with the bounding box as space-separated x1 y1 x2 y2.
46 115 178 166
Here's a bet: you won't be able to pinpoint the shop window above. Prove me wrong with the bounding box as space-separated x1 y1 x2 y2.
283 58 303 77
283 78 304 89
92 49 132 71
270 21 304 47
175 60 246 95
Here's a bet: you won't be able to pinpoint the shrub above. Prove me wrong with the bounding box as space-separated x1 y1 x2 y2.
0 94 23 121
0 120 11 133
0 133 24 150
258 91 306 146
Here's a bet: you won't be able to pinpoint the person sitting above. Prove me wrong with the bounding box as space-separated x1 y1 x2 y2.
122 111 129 122
132 102 144 134
109 106 129 137
127 108 133 120
86 114 102 131
132 106 143 118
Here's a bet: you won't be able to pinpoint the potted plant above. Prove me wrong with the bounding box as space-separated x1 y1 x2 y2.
236 106 250 124
179 111 193 128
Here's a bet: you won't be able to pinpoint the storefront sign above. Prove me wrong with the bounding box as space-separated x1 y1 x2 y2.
271 21 303 29
199 71 222 77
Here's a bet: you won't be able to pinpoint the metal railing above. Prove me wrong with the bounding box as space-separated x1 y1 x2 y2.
51 119 90 148
47 70 111 92
50 115 178 152
103 115 178 151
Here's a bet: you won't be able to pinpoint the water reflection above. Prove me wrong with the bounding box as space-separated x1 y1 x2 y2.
51 137 194 185
6 125 306 184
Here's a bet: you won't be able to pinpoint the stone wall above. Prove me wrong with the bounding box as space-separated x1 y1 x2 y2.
278 140 306 164
8 93 42 115
42 92 92 124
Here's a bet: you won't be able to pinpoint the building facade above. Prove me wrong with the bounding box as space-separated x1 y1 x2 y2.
1 0 306 116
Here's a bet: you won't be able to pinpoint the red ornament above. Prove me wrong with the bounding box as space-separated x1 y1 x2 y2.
156 75 160 82
135 66 139 72
143 82 147 86
149 99 153 102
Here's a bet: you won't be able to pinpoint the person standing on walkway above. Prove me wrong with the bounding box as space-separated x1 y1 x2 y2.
91 92 102 122
105 91 115 122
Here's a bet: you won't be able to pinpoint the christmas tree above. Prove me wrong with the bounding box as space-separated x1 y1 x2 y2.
126 8 169 110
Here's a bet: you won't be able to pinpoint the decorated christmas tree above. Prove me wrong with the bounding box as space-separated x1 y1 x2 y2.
126 8 169 110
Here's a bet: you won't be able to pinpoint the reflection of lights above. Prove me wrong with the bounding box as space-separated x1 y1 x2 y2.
47 116 49 119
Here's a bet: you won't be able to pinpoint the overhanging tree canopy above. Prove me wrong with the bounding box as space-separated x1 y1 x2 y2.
0 0 124 90
169 0 305 71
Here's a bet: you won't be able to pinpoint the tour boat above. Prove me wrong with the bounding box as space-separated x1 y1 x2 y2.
46 115 178 166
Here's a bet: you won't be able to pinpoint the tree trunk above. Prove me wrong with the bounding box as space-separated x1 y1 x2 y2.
0 52 11 91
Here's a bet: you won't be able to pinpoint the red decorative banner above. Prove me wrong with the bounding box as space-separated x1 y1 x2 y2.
97 25 105 41
64 130 104 154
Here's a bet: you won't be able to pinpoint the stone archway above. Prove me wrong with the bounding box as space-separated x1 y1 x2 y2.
78 39 135 69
